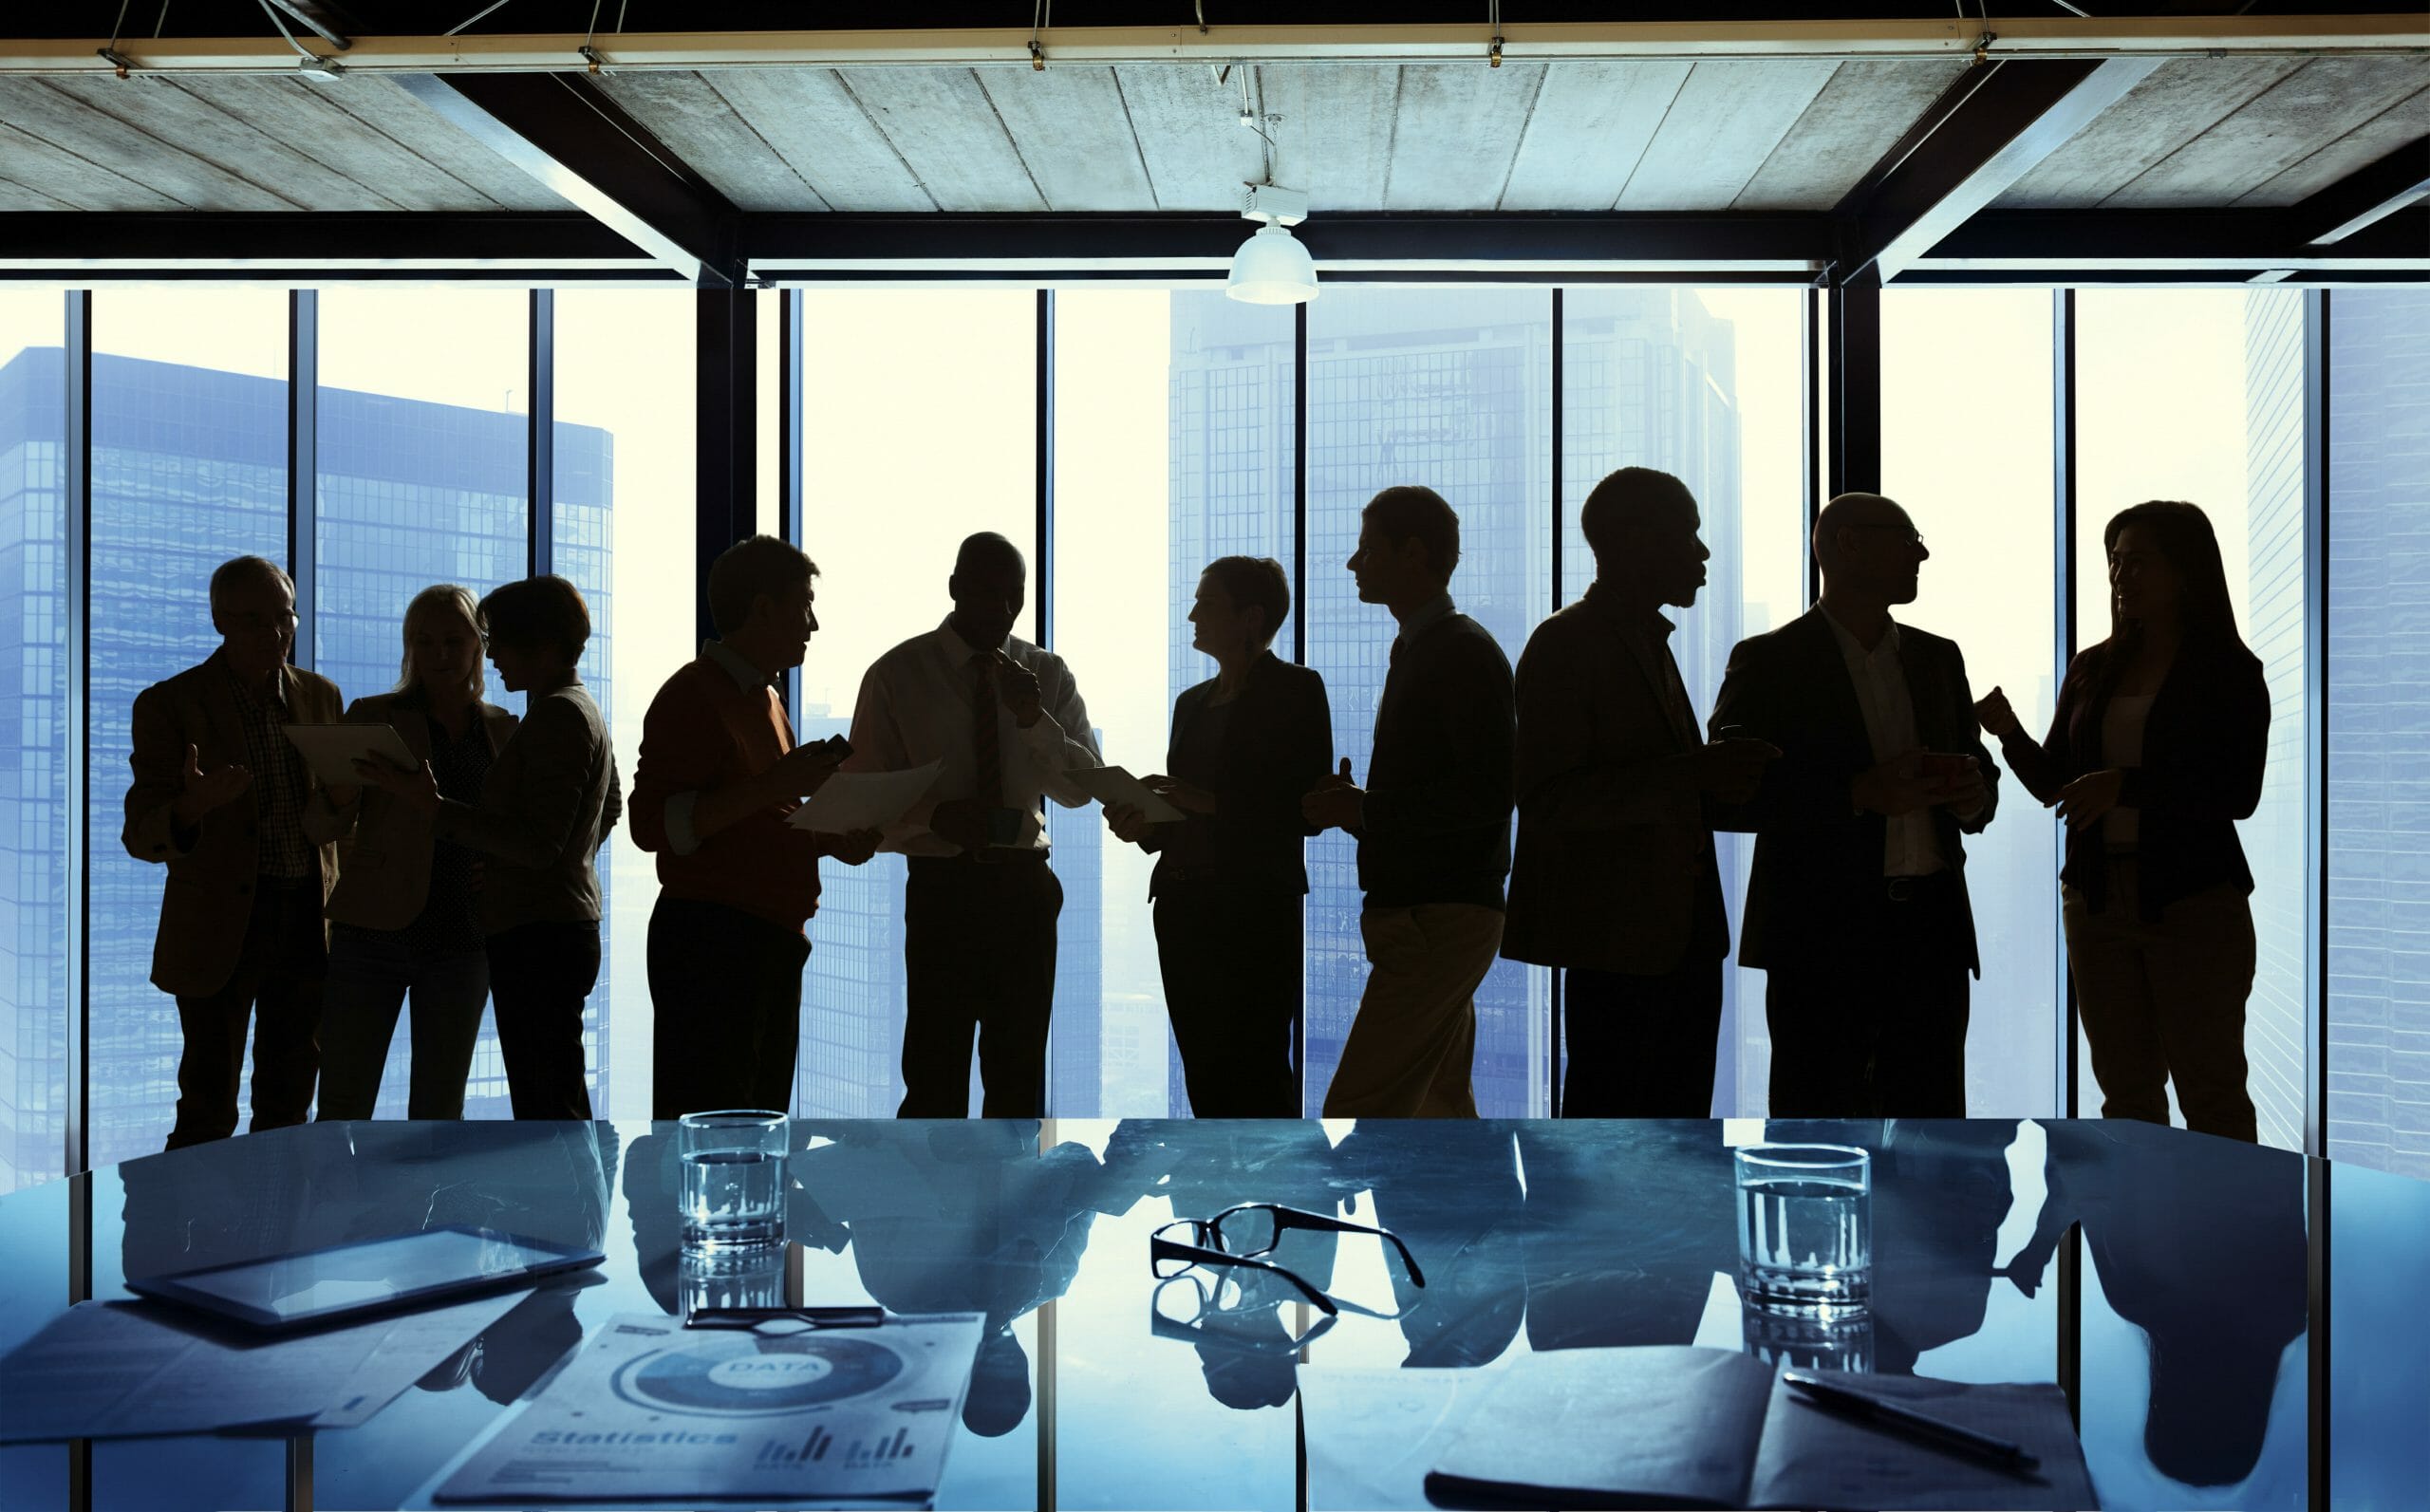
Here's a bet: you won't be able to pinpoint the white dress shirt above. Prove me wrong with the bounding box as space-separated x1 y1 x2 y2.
1820 606 1947 878
844 617 1102 857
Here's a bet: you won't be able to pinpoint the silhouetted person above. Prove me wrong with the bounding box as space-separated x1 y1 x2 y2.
123 555 343 1149
629 536 881 1119
359 575 619 1120
312 585 516 1121
1332 1120 1525 1368
1104 556 1331 1117
1517 1120 1740 1353
1505 468 1778 1116
1978 501 2268 1142
1710 492 1999 1116
1304 487 1515 1118
844 532 1102 1118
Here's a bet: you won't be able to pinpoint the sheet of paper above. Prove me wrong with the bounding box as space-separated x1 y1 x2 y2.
786 760 941 834
282 722 420 788
1063 766 1187 823
0 1290 526 1442
433 1311 986 1505
1749 1369 2098 1511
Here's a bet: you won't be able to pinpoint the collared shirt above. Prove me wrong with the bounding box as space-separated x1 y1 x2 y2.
844 617 1102 858
1819 605 1946 878
1394 591 1458 653
222 655 312 879
661 638 777 856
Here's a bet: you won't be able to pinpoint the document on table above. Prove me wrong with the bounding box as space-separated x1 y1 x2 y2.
1064 765 1186 823
0 1288 527 1441
785 759 941 834
431 1310 987 1504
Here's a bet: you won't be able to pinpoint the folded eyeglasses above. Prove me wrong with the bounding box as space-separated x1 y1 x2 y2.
1149 1203 1427 1319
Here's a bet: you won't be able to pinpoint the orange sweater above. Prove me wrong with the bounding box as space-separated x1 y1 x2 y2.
628 655 825 932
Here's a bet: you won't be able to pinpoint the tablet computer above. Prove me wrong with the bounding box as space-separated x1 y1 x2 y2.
282 721 420 788
126 1226 604 1332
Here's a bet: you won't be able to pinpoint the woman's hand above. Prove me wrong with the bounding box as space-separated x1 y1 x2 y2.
2054 768 2124 830
353 755 440 815
1142 775 1217 816
1103 801 1153 846
1972 685 2022 739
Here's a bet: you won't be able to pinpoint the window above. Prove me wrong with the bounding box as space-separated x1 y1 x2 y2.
87 289 288 1166
0 290 66 1192
2077 288 2308 1150
1560 288 1806 1112
2327 287 2430 1178
1304 288 1552 1118
1881 288 2061 1118
794 290 1037 1117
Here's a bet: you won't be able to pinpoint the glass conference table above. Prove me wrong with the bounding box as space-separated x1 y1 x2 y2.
0 1117 2421 1511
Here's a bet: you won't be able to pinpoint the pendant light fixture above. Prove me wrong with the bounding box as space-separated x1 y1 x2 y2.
1228 183 1317 305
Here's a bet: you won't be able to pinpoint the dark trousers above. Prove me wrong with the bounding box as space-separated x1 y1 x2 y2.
168 877 326 1150
901 855 1062 1118
1765 876 1972 1118
650 894 811 1120
1562 951 1726 1118
486 919 600 1121
1154 883 1301 1118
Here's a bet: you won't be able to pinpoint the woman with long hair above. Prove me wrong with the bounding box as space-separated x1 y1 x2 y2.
310 585 517 1119
1975 500 2269 1140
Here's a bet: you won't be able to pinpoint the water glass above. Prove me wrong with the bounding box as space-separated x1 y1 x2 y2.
679 1109 788 1254
1735 1143 1870 1316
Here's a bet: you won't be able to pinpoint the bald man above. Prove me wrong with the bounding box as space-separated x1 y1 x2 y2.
1710 493 2000 1116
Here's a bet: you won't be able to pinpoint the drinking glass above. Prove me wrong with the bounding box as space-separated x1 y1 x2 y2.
1735 1143 1870 1316
678 1109 788 1254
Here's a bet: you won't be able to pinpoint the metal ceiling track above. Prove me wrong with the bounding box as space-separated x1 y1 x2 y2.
3 16 2424 75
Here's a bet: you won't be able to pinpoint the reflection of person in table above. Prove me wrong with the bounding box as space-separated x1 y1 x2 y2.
1516 1121 1738 1353
2004 1119 2307 1487
1330 1120 1523 1368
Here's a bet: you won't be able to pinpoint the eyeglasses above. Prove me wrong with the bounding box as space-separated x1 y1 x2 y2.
1150 1274 1339 1353
222 609 299 634
1843 523 1926 550
1150 1203 1427 1319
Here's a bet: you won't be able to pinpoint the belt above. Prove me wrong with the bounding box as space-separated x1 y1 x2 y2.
1882 872 1954 903
910 848 1051 868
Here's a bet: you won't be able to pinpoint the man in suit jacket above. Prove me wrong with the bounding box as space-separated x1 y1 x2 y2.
1710 493 2000 1117
1503 468 1779 1116
122 556 344 1148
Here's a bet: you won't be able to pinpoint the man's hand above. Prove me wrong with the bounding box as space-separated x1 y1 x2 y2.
1934 756 1989 818
1301 757 1364 832
171 742 251 825
353 754 440 814
1973 685 2022 739
996 651 1043 729
927 797 991 852
2055 768 2125 830
823 828 883 866
767 738 848 798
1103 801 1153 846
323 783 363 808
1143 775 1217 816
1850 749 1939 817
1686 737 1781 804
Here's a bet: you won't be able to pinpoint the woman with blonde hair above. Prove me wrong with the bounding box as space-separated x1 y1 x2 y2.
311 584 518 1119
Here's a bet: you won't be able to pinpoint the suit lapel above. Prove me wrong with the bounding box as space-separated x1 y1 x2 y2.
1621 621 1696 750
1791 608 1877 766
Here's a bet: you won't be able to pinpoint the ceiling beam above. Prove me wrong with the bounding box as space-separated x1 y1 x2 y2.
6 15 2427 74
1833 55 2159 286
394 71 741 285
2293 136 2430 245
1915 207 2430 274
0 211 671 275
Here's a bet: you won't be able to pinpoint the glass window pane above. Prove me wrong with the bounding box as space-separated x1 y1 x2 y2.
2077 288 2307 1150
1881 288 2060 1119
553 286 695 1122
794 290 1037 1117
88 289 288 1167
0 291 66 1191
1305 288 1550 1118
2327 287 2430 1178
1560 288 1807 1113
315 288 529 1121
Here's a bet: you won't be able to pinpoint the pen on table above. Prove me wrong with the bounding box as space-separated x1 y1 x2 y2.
1781 1372 2041 1473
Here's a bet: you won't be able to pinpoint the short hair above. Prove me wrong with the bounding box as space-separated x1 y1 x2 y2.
1580 467 1696 557
394 584 487 700
208 555 293 614
1201 555 1291 647
479 574 590 667
707 535 819 637
1362 485 1461 582
1811 491 1902 574
953 532 1025 581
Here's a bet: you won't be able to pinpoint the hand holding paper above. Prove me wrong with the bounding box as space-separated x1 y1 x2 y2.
1067 766 1187 824
785 759 941 836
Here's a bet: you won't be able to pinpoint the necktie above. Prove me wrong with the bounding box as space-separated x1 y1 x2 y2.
971 653 1004 811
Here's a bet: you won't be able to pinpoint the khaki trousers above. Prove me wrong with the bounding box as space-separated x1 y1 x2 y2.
1322 904 1504 1118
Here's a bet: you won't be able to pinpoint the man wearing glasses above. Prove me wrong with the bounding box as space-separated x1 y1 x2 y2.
123 555 345 1148
1710 493 2001 1117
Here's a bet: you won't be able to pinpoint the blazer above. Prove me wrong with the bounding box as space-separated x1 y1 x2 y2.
1709 606 2000 976
1140 652 1332 898
307 690 519 933
432 679 622 934
122 655 345 998
1503 587 1727 976
1359 611 1518 912
1994 634 2268 921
